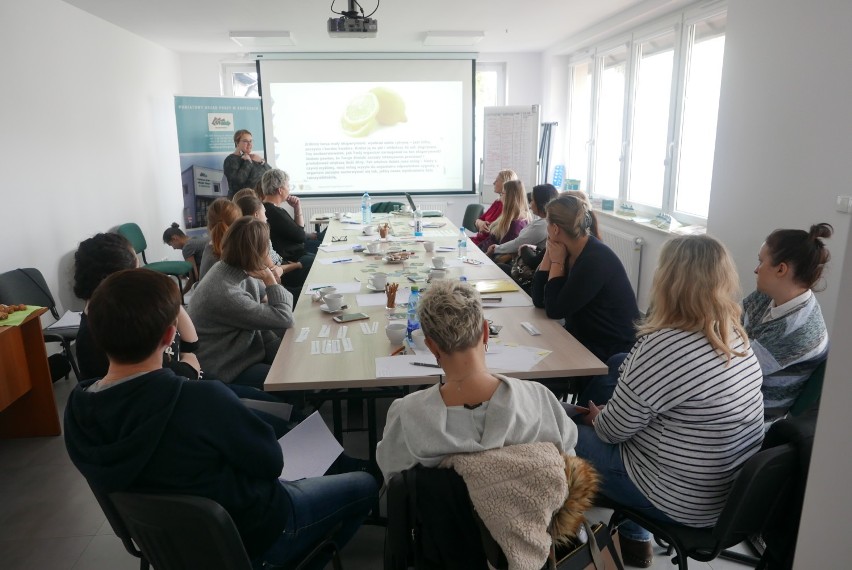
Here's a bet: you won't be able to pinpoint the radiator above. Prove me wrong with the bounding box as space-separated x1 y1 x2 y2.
301 202 447 221
599 226 644 299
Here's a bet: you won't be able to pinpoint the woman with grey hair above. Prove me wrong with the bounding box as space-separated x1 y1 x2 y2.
261 169 314 287
376 280 578 483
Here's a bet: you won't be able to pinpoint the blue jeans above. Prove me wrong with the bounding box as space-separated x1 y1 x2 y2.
259 472 378 569
575 425 676 542
577 353 628 406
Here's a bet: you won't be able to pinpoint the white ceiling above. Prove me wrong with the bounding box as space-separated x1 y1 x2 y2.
61 0 646 54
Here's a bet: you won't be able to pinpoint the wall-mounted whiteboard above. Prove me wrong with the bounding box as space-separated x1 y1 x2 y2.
482 105 540 190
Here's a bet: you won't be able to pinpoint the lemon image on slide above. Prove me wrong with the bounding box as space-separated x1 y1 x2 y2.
341 92 379 137
370 87 407 126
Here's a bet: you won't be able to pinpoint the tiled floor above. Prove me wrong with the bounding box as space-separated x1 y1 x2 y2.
0 377 758 569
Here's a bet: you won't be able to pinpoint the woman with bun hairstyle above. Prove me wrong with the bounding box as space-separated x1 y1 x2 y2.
197 198 243 281
471 169 519 246
531 195 639 363
223 129 271 198
162 223 208 292
476 179 531 252
743 223 832 417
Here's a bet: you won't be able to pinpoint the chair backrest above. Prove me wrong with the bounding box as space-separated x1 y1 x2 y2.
789 359 827 417
713 443 797 546
0 267 59 319
86 483 147 564
371 201 405 213
386 466 504 570
117 223 149 255
110 492 252 570
462 203 485 233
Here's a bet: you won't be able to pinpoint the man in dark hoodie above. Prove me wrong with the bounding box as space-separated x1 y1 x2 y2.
64 269 377 568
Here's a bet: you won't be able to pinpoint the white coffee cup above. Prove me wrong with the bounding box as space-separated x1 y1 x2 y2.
429 269 447 281
324 293 344 311
423 241 435 253
367 242 381 254
385 323 407 345
432 256 447 269
319 286 337 300
368 272 388 290
410 329 427 351
363 225 376 236
334 212 342 221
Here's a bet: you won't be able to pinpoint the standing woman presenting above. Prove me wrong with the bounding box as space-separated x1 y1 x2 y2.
224 129 271 198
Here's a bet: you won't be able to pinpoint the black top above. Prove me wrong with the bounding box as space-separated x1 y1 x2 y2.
531 236 639 362
64 369 289 559
223 154 271 198
264 202 306 261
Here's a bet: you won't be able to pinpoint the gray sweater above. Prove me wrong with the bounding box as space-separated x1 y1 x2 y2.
376 375 577 483
188 262 294 382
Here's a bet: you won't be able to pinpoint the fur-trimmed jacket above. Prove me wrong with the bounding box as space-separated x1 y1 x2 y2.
442 442 598 570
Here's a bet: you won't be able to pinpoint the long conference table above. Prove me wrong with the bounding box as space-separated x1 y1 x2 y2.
265 213 606 450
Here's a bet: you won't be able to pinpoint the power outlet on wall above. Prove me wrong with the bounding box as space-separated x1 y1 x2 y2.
836 195 852 214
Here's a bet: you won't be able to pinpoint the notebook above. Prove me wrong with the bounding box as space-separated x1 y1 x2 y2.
405 193 443 217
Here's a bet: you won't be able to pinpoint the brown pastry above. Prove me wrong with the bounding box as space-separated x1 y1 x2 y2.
0 312 8 320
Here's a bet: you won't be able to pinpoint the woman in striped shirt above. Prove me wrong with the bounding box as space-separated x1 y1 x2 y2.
575 235 764 567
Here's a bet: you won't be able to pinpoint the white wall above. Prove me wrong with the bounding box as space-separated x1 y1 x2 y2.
477 52 542 106
707 0 851 334
0 0 184 314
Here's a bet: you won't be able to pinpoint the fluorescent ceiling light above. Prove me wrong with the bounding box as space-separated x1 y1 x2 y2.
423 31 484 46
230 31 296 48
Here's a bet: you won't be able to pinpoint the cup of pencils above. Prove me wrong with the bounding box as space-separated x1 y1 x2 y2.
385 282 399 309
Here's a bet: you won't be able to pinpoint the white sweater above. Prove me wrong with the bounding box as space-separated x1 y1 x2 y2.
594 328 764 527
376 374 578 483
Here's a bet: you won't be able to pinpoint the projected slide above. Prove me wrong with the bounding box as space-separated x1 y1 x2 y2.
269 81 463 195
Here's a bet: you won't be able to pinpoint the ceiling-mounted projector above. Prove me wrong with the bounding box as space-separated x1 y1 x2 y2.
328 0 378 38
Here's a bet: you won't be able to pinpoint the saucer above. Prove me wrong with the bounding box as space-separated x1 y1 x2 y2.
320 304 347 313
365 284 386 292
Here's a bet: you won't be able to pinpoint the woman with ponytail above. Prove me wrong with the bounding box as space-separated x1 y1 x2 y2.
744 223 832 417
531 195 639 363
197 198 243 281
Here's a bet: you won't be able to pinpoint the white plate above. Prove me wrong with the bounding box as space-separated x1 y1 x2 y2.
364 284 386 292
320 304 346 313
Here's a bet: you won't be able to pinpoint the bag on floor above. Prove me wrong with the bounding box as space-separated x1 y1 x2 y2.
548 521 624 570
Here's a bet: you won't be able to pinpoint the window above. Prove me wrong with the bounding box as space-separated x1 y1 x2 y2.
474 63 507 191
222 63 259 97
564 5 727 222
566 60 592 191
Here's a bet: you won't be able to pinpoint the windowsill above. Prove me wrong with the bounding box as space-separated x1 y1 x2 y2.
593 209 707 237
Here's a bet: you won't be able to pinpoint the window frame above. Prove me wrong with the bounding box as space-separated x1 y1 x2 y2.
563 1 727 225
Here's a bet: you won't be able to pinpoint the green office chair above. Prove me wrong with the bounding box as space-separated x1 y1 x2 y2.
462 203 485 233
117 223 193 303
371 201 405 214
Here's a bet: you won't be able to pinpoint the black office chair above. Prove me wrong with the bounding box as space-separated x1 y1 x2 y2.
603 443 797 570
117 223 193 303
371 201 405 214
86 483 149 570
0 267 80 380
110 491 343 570
462 203 485 233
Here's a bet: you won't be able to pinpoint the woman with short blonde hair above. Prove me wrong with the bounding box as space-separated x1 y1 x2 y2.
377 280 577 482
575 235 764 567
189 216 294 389
477 180 531 251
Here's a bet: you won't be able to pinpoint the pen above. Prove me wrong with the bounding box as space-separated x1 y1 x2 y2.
411 362 442 368
333 258 352 263
390 346 405 356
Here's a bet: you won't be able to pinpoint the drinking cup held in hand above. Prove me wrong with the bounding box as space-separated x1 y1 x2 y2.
385 323 407 345
324 293 344 311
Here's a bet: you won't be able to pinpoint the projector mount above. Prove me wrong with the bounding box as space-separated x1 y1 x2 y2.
328 0 379 37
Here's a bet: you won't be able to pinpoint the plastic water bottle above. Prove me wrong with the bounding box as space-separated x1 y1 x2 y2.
457 226 467 260
406 286 421 339
413 207 423 239
361 192 372 224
